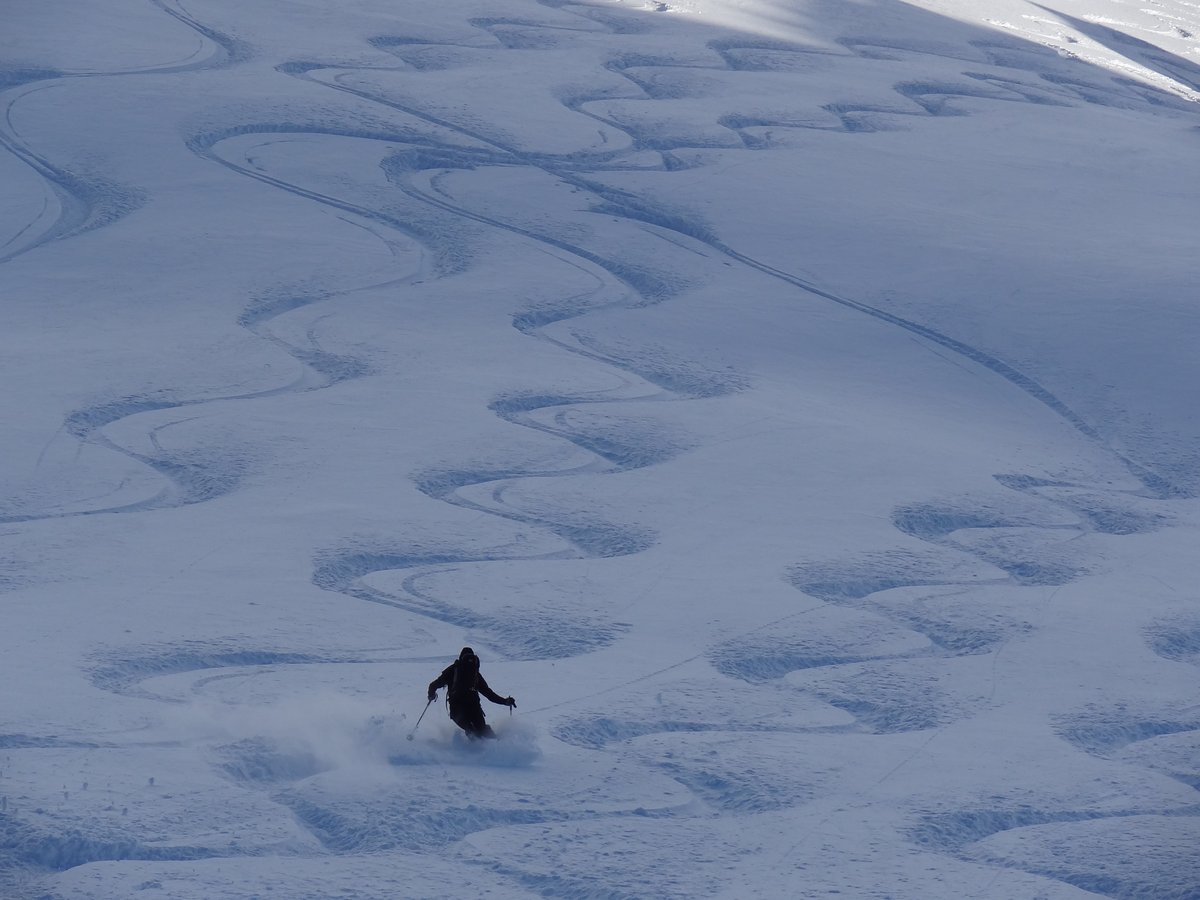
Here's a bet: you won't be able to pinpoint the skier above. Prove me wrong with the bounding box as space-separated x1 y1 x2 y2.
427 647 516 739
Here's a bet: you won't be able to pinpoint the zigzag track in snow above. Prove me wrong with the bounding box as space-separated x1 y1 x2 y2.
215 28 734 657
7 3 1197 890
6 1 1182 528
287 23 1196 844
420 8 1198 889
207 0 1194 748
0 73 145 264
0 135 418 522
0 0 245 263
364 8 1186 495
195 121 690 659
0 2 285 523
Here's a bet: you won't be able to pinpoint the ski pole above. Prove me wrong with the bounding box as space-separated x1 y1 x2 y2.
407 698 434 741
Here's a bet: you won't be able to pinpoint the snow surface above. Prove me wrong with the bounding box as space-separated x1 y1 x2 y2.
2 0 1199 897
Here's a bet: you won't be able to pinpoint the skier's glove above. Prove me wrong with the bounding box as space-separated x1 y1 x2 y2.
506 696 516 708
428 689 437 703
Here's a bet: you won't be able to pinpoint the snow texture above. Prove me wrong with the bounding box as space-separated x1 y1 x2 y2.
2 0 1199 897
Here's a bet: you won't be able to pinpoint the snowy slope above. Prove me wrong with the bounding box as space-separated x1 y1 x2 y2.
2 0 1199 897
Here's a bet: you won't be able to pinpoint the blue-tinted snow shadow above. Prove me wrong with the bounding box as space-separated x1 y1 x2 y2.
1055 704 1200 758
913 806 1200 899
87 643 337 700
269 723 549 855
0 65 146 263
0 0 257 264
10 371 328 523
0 810 221 876
311 545 632 660
50 397 258 512
1146 617 1200 666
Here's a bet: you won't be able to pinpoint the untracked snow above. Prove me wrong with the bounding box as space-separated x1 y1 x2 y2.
2 0 1199 897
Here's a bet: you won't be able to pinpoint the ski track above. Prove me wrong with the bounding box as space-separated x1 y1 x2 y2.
86 644 343 703
275 10 1200 895
271 10 1200 894
0 2 261 524
4 1 1199 895
0 71 146 265
0 0 248 263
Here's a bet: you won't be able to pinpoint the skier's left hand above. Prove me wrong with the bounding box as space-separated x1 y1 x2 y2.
506 696 516 708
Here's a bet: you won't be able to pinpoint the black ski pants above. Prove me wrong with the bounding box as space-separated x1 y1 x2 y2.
449 695 495 739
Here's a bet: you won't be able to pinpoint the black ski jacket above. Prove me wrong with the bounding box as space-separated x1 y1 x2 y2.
428 660 508 707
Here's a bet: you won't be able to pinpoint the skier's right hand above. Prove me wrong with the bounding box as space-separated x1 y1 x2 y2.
428 689 437 703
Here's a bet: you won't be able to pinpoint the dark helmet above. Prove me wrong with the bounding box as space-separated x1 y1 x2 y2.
459 647 476 660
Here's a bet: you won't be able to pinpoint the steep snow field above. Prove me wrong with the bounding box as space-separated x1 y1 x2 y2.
2 0 1198 897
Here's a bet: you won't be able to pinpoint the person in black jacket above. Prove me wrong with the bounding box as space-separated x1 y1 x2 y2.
428 647 515 739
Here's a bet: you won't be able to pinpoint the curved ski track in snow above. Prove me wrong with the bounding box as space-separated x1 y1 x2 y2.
163 7 1198 891
6 2 1198 894
0 0 248 263
0 1 269 524
0 73 145 264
